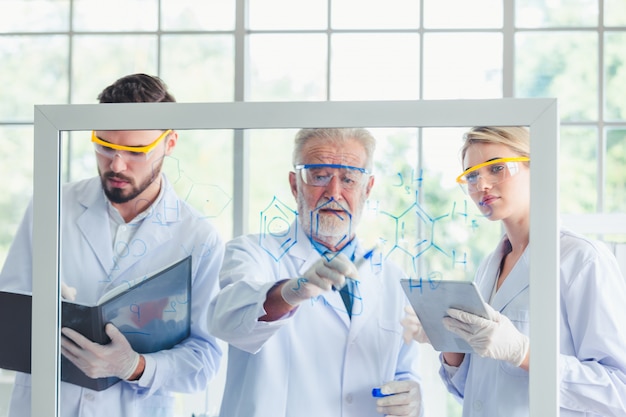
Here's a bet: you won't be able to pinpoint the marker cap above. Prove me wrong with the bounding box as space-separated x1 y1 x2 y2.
372 387 390 397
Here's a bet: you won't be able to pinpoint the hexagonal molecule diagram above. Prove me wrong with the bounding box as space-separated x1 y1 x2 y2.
160 155 182 185
379 200 455 281
185 183 232 218
381 202 446 256
259 196 298 262
161 155 231 218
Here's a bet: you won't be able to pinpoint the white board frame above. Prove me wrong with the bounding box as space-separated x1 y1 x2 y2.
32 99 559 416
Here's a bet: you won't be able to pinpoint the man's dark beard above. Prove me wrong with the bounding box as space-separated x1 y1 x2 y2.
100 162 161 204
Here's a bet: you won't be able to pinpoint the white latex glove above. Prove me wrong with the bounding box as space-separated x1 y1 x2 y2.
61 282 77 301
375 380 422 417
280 253 357 306
401 305 431 345
61 323 140 380
442 303 529 367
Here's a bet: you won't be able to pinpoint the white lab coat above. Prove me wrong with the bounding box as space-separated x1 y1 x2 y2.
0 176 224 417
207 223 422 417
440 228 626 417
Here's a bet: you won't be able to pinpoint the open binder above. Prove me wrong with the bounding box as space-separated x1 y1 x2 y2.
0 256 192 391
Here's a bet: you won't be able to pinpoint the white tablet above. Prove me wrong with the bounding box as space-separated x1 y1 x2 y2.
400 278 490 353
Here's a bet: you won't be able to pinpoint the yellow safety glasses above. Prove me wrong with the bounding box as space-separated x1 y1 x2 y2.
91 129 172 162
456 156 530 194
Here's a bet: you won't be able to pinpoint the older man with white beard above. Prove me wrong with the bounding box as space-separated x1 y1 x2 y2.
208 128 424 417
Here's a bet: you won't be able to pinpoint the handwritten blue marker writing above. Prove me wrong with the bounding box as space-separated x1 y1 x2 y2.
372 387 392 398
332 244 379 291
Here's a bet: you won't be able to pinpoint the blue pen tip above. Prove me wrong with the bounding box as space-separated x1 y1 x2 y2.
364 248 375 259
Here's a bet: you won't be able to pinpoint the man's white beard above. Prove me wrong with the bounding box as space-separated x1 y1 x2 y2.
298 195 363 248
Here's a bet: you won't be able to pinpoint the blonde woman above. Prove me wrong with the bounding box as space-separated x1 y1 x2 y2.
403 126 626 416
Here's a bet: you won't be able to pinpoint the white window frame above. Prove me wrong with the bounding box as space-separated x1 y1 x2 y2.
33 98 558 416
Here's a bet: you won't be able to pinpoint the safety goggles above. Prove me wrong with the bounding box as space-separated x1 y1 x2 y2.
295 164 371 191
456 156 530 194
91 129 172 162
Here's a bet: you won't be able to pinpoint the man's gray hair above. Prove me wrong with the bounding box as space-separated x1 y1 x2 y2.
292 128 376 171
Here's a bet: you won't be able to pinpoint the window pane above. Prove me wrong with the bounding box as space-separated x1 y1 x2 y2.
161 0 235 30
606 128 626 213
605 0 626 26
421 127 502 278
332 0 419 29
162 130 235 240
161 35 234 102
424 0 502 29
0 0 69 32
422 128 466 190
73 0 158 32
560 126 597 213
71 35 158 104
516 0 598 28
248 129 298 234
248 34 327 101
516 32 598 121
331 33 420 100
423 33 502 99
61 132 92 185
0 35 68 122
605 32 626 121
248 0 327 30
0 126 34 265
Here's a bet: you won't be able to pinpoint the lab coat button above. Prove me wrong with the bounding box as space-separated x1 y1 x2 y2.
473 400 483 411
346 393 353 403
84 393 95 401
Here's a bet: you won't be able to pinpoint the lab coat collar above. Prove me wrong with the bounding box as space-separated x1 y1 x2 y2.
491 249 529 311
75 177 115 275
75 175 178 278
483 235 529 312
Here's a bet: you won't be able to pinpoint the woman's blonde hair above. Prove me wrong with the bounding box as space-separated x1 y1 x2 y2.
460 126 530 167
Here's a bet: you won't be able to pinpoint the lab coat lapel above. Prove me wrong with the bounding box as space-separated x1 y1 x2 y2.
76 176 178 279
491 247 529 312
111 182 178 274
303 248 353 327
75 182 115 276
477 235 510 303
346 245 381 337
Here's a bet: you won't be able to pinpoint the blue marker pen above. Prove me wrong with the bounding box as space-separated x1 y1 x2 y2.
372 387 392 398
332 244 378 291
